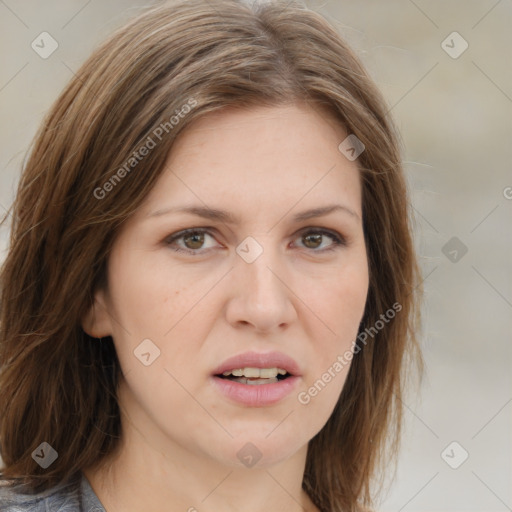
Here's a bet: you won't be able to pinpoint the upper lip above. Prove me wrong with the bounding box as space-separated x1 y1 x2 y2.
212 351 301 376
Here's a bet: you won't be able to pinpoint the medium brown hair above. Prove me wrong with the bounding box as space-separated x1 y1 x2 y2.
0 1 423 510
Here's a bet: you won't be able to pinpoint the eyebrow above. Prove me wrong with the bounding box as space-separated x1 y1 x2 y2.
147 203 360 223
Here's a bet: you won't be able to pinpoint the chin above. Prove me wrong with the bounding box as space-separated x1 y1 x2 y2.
206 432 310 470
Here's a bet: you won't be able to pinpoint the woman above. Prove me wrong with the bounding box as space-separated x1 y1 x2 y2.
0 0 423 511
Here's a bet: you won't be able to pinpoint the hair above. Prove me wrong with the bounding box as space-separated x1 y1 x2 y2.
0 1 423 511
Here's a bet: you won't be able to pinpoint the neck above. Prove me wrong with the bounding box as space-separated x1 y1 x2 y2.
83 393 318 512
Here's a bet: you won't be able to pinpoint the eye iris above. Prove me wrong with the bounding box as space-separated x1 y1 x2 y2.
184 232 204 249
303 233 322 249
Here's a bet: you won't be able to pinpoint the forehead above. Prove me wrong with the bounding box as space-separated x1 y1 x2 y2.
138 102 363 220
171 102 349 158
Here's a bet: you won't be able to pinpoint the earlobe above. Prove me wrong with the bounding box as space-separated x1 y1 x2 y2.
81 289 113 338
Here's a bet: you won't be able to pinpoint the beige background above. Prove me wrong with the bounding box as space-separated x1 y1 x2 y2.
0 1 511 510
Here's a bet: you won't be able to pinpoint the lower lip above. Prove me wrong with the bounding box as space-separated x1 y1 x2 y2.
211 375 300 407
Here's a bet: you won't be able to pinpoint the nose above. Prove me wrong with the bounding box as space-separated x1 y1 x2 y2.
224 240 297 334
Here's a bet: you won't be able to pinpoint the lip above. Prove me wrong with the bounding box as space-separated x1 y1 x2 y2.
211 351 302 407
212 350 301 377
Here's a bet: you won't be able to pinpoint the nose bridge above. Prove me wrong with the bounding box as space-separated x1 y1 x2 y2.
227 234 295 330
238 235 283 298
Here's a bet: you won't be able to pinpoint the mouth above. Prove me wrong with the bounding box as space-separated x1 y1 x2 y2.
211 351 301 406
215 367 292 385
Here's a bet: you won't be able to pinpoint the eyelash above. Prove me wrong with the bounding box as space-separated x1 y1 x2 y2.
165 227 346 255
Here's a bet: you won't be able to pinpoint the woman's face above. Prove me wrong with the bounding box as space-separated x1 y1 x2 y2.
84 103 369 469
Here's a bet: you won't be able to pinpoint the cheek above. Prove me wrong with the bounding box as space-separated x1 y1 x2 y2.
309 260 368 342
106 252 223 384
298 277 365 424
303 259 368 398
107 247 208 336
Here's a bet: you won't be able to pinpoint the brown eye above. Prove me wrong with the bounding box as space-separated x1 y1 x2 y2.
166 229 219 254
295 229 345 252
302 233 323 249
182 231 205 250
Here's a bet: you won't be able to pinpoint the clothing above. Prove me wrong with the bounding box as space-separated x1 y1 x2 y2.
0 472 106 511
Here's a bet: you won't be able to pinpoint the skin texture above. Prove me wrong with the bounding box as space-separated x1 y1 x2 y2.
82 103 369 512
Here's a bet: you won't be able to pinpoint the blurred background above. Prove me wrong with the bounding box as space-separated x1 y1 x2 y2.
0 0 511 510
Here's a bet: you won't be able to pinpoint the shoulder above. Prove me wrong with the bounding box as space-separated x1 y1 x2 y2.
0 476 82 512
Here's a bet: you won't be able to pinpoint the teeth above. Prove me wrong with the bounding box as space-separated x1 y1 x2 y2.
244 367 261 378
259 368 278 378
221 367 288 378
231 377 279 385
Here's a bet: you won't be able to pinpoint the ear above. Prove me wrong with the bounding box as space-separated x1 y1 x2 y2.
81 287 113 338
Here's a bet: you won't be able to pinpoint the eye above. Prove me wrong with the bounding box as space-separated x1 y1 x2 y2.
293 228 346 252
165 227 346 256
165 228 221 255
